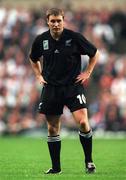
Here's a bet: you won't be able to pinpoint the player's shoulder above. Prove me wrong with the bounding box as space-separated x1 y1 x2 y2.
33 30 50 42
64 28 77 36
64 28 82 39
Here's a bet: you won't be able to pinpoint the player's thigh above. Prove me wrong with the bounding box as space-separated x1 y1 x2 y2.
72 108 89 124
46 115 61 127
46 115 61 135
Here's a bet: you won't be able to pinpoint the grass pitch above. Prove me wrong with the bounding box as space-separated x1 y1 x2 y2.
0 136 126 180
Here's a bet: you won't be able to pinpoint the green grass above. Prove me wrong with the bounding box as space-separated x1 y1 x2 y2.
0 136 126 180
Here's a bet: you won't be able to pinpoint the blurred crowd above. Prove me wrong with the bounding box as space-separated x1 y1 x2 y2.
0 6 126 135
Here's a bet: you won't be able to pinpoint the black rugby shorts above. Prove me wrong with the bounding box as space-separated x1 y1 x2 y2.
38 83 88 115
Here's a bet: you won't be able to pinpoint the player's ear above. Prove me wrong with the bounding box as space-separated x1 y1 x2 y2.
46 19 49 25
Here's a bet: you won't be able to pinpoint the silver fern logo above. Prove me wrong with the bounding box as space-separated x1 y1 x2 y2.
65 39 72 46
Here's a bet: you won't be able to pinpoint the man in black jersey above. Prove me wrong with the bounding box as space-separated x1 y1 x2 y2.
29 8 99 174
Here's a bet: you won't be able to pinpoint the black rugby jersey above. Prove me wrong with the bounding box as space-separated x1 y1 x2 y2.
30 28 97 86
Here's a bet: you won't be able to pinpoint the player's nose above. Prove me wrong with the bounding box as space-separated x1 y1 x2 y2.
54 21 59 26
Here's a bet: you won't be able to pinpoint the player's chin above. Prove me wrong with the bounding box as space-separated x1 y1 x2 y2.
53 29 61 34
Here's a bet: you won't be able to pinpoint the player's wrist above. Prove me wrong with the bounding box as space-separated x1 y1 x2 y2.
85 69 92 76
36 74 42 78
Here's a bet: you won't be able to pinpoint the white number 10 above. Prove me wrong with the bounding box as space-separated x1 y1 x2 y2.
77 94 86 104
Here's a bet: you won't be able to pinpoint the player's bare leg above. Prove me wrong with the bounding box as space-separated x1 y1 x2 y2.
72 108 96 173
44 115 62 174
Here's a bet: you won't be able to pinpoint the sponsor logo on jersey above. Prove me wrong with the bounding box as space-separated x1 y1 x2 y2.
43 40 49 50
54 49 60 53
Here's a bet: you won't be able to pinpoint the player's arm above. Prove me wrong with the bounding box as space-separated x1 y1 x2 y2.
29 58 47 85
76 50 99 83
29 35 47 85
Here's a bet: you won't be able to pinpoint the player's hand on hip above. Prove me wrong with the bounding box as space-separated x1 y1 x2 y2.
76 71 91 84
36 75 47 85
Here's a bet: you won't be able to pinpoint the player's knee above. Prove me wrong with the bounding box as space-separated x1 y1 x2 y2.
48 126 58 136
79 119 86 127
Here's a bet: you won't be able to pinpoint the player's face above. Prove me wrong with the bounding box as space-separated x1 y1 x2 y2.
47 15 64 35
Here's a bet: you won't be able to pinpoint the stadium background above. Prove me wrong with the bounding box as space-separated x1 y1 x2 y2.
0 0 126 137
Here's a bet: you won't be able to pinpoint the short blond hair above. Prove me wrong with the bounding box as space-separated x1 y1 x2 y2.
46 8 64 20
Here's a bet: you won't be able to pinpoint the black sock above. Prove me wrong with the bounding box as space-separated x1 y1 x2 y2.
79 130 93 163
47 135 61 171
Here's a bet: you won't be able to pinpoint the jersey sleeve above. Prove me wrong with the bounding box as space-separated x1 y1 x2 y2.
29 35 42 62
75 32 97 57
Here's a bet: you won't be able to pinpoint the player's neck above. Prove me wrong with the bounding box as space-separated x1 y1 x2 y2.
50 31 63 41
